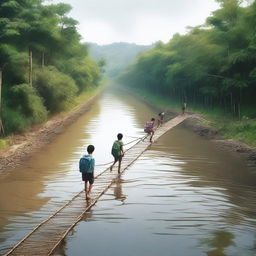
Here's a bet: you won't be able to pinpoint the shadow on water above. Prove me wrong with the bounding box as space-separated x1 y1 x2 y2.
201 230 235 256
113 177 127 204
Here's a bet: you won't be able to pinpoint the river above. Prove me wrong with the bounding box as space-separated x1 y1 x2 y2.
0 88 256 255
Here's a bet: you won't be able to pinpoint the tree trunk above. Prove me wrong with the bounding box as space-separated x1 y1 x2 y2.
238 102 241 120
42 51 45 68
29 48 33 86
230 93 233 114
0 69 4 134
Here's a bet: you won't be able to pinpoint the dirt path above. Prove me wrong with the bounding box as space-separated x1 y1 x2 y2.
0 93 100 172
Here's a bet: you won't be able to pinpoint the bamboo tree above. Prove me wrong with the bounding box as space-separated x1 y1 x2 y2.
0 68 4 134
28 48 33 86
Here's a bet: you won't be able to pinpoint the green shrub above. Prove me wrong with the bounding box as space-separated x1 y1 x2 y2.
8 83 48 123
2 106 31 134
1 83 47 134
58 57 102 92
35 66 78 113
217 119 256 146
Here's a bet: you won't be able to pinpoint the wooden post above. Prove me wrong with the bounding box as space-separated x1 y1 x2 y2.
0 69 4 134
29 48 33 86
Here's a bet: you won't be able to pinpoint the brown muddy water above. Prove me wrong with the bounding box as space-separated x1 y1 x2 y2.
1 88 256 256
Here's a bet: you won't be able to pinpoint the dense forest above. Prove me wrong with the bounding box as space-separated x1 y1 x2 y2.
88 42 152 78
0 0 103 135
120 0 256 119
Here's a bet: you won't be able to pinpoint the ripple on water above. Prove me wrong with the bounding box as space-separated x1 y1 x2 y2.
61 131 256 256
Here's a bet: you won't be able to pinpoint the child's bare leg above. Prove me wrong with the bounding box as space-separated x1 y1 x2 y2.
88 184 93 197
118 159 122 173
110 160 117 171
85 182 88 197
150 131 154 142
143 133 149 141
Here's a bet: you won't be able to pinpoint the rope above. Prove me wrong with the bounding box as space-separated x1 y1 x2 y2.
5 116 183 256
95 135 145 167
124 135 143 139
95 161 113 167
90 119 167 168
123 136 144 146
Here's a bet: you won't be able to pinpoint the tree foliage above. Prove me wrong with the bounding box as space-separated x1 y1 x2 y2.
0 0 103 134
120 0 256 118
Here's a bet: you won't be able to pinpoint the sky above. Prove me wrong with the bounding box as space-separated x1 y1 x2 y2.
47 0 220 45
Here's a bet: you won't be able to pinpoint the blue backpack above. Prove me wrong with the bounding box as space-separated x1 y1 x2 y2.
79 155 92 173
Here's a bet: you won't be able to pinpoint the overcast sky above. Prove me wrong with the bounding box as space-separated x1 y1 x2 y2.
47 0 220 45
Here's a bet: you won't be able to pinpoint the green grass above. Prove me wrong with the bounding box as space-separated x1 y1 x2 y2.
132 87 181 110
0 139 8 149
215 119 256 146
132 87 256 147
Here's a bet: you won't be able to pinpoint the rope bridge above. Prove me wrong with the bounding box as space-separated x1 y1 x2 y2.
4 114 190 256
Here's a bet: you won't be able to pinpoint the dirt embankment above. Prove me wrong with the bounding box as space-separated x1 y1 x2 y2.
182 114 256 167
0 94 100 173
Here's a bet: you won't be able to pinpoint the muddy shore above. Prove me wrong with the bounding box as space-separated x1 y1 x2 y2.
182 115 256 168
0 93 100 172
135 92 256 168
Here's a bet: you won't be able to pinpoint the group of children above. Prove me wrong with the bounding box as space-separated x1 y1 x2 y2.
79 112 165 200
144 112 165 142
79 133 125 200
79 103 188 200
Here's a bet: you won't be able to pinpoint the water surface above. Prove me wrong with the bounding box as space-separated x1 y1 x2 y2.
0 88 255 256
0 89 154 254
60 106 256 256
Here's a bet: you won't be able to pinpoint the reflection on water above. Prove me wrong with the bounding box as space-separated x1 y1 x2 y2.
1 88 256 255
114 177 127 203
0 88 155 254
61 125 256 256
201 230 235 256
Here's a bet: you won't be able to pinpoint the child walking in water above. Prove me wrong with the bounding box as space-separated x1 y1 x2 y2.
144 118 155 142
79 145 95 200
110 133 124 173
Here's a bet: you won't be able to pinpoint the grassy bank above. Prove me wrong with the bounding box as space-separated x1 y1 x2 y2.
132 87 256 147
0 83 106 150
65 83 106 113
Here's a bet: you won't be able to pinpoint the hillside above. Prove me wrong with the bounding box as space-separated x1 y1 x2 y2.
87 42 153 78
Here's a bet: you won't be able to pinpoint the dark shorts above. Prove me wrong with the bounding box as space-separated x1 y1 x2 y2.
114 155 122 162
82 172 94 184
144 128 153 134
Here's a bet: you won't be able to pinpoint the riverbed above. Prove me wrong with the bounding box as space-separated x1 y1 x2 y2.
0 88 256 255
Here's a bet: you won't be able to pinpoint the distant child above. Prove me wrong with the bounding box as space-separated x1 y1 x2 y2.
79 145 95 200
157 112 165 127
182 102 187 115
110 133 124 173
144 118 155 142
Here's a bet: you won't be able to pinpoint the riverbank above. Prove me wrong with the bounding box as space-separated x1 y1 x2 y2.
129 87 256 167
0 87 104 172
